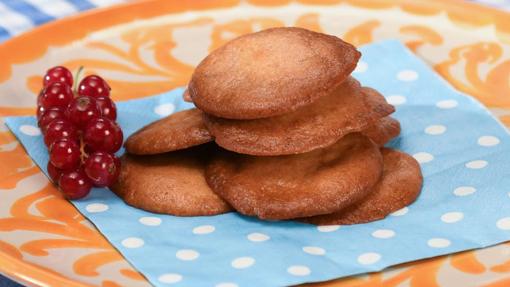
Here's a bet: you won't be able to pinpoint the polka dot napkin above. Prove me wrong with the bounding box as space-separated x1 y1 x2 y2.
6 40 510 287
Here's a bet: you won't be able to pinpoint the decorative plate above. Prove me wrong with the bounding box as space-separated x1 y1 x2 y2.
1 0 510 286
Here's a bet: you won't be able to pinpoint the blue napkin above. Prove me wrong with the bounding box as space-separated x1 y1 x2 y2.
6 41 510 287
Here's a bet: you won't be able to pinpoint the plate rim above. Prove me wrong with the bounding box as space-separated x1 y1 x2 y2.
1 0 510 286
1 0 510 85
0 251 93 287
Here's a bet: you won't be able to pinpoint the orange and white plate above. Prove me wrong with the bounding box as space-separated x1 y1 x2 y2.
1 0 510 286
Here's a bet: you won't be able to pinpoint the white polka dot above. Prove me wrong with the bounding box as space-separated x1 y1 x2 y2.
85 203 109 213
454 186 476 196
497 217 510 230
425 125 446 135
465 160 488 169
478 136 500 147
247 232 270 242
176 249 199 261
386 95 407 106
391 207 409 216
413 152 434 163
397 69 419 81
215 283 238 287
139 217 162 226
154 103 175 117
354 61 368 73
121 237 144 248
231 257 255 269
357 252 381 265
317 225 340 232
441 212 464 223
302 246 326 255
436 100 458 109
427 238 451 248
287 265 311 276
20 125 41 136
372 229 395 239
193 225 215 235
158 273 182 284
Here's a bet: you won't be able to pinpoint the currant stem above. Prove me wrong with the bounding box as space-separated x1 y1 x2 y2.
73 66 84 95
80 136 88 163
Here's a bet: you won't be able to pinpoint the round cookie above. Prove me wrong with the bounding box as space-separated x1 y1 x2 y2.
206 133 383 220
110 146 232 216
124 108 212 155
189 27 361 120
362 117 401 146
204 77 394 156
300 148 422 225
183 89 192 102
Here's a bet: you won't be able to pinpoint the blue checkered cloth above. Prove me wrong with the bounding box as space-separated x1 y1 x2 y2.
0 0 126 43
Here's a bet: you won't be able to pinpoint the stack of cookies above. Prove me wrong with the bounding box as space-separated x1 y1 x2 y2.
112 27 423 225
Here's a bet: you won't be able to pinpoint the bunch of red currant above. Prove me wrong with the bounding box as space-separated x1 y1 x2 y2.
36 66 123 200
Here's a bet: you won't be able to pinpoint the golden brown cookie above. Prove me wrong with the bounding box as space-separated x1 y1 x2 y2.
124 108 212 155
204 78 394 156
301 148 422 225
206 133 383 220
189 27 360 120
183 89 192 102
111 146 232 216
362 117 401 146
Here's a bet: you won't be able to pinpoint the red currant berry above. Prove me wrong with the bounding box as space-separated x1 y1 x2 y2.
59 168 92 200
44 119 78 147
83 117 123 153
84 152 120 186
49 139 81 170
43 66 73 87
36 105 46 120
78 75 110 98
83 144 95 155
36 89 44 107
38 107 64 132
47 162 63 184
66 96 101 129
39 82 74 109
114 155 120 170
95 96 117 120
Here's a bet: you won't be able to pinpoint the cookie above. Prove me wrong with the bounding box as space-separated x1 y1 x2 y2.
110 146 231 216
189 27 361 120
183 89 192 102
362 117 401 146
124 108 213 155
204 77 394 156
300 148 422 225
206 133 383 220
